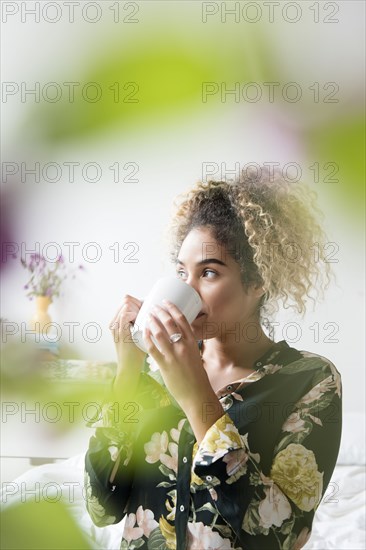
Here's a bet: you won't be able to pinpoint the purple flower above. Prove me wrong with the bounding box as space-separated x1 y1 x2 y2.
21 252 83 300
29 254 44 272
30 253 42 263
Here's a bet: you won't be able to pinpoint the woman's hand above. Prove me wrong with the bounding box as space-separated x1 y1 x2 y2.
143 300 214 411
109 295 146 393
144 300 224 442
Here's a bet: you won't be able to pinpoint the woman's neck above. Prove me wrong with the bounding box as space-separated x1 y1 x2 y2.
200 330 276 372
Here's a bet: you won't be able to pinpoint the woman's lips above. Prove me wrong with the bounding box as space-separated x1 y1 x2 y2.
194 312 206 320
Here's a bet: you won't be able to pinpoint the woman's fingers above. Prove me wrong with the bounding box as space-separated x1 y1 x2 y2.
110 310 135 332
143 324 166 367
150 304 180 332
109 295 143 329
160 300 191 334
111 296 141 322
145 303 189 358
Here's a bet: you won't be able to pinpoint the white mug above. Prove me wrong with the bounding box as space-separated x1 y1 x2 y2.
130 276 202 353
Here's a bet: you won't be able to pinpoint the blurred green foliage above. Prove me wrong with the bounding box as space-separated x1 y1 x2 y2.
1 499 92 549
306 116 365 222
26 26 272 142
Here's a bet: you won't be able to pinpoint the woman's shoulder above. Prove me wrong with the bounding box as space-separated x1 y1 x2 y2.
274 341 342 390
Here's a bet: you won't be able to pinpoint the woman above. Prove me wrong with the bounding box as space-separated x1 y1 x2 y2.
84 166 342 550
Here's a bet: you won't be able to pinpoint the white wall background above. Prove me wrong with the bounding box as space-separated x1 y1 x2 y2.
1 1 365 419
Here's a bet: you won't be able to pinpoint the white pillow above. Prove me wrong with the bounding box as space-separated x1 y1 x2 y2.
337 412 366 465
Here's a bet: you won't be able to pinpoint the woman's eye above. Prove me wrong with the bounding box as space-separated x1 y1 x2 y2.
176 269 216 279
203 269 216 278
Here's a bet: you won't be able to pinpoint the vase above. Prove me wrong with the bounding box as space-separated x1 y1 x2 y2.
30 295 52 333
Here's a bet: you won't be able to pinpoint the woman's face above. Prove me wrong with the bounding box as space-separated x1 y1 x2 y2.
175 226 264 341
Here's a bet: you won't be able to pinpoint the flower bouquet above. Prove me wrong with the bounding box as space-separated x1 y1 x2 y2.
21 253 84 334
21 253 84 300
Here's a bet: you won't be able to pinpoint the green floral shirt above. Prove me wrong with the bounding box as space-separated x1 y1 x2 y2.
84 339 342 550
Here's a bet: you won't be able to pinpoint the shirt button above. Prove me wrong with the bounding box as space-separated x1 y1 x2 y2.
179 505 185 512
226 385 233 391
182 457 187 463
206 475 212 482
256 362 262 367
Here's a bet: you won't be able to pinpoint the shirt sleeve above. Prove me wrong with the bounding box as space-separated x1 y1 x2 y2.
84 365 172 527
192 359 342 549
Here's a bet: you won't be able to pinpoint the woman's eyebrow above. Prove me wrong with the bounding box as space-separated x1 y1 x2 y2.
176 258 227 267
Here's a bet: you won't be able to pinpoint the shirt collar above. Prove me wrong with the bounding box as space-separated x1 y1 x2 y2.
197 339 289 398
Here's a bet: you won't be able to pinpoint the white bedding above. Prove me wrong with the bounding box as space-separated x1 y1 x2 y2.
1 453 365 549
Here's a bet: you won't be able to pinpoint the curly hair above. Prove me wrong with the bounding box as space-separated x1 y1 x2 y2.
165 165 334 322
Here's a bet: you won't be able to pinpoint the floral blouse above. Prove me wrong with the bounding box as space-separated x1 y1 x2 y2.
84 339 342 550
